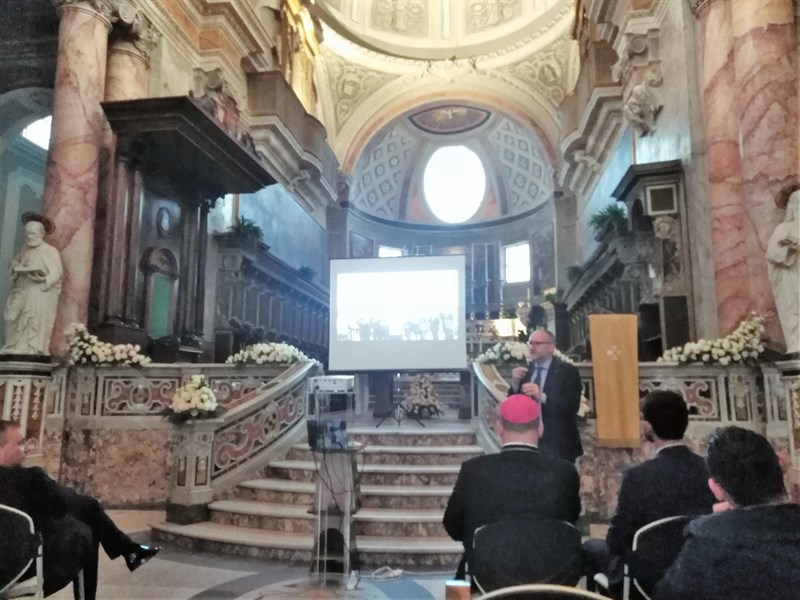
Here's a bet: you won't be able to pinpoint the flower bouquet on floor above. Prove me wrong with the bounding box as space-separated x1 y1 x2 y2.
65 322 151 366
402 374 443 418
161 375 222 425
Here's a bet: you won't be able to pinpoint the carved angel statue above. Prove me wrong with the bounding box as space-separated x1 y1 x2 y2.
766 187 800 354
623 79 662 136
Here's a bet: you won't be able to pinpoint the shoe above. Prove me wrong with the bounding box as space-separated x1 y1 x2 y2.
124 544 161 572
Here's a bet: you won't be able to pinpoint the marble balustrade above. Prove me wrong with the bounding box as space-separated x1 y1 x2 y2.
0 361 317 507
473 359 800 520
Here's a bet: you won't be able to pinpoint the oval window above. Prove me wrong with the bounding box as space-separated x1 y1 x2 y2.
423 145 486 224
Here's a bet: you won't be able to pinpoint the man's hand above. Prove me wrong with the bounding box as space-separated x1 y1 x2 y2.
511 366 528 382
521 382 541 400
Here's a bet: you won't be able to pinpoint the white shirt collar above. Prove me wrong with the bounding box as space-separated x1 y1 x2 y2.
655 441 686 455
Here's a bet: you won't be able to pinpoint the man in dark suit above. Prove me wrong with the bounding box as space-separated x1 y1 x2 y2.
584 390 714 597
0 420 160 599
443 394 581 581
655 427 800 600
509 329 583 462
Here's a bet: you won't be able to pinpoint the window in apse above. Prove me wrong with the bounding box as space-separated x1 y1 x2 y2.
21 116 52 150
378 245 403 258
504 242 530 283
423 145 486 224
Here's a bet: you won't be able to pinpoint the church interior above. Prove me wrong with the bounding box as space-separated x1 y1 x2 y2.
0 0 799 597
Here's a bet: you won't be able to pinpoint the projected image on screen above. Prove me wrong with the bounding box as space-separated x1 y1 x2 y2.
329 256 466 371
336 271 459 342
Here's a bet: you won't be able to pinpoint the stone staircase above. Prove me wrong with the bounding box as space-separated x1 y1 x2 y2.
153 424 482 569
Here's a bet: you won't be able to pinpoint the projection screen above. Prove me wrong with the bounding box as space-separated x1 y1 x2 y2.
328 255 467 371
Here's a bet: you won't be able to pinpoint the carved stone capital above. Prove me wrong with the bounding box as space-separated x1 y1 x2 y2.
109 1 161 60
611 29 662 86
53 0 114 23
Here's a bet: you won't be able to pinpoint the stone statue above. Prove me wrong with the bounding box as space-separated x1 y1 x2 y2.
623 78 662 136
766 188 800 354
1 213 63 356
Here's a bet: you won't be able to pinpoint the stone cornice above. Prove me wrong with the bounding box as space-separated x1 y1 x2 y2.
188 0 277 60
558 85 624 197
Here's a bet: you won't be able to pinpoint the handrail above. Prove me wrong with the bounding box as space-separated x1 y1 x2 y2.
472 361 772 454
210 360 321 489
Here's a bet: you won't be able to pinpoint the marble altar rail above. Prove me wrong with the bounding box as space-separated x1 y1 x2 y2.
472 360 800 519
0 361 318 508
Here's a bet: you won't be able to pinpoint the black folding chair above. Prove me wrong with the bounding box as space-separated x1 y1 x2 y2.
594 515 691 600
0 504 44 599
478 583 610 599
470 517 583 595
628 515 691 599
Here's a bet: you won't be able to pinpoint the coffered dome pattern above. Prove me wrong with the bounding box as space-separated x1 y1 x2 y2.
313 0 574 61
349 108 553 224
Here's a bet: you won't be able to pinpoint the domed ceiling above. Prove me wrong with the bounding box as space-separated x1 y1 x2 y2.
348 104 554 225
312 0 574 61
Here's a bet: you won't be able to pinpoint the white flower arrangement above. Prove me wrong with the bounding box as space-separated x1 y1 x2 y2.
65 323 151 367
476 341 576 366
475 341 530 365
658 312 766 365
162 374 221 424
403 374 443 416
225 342 311 365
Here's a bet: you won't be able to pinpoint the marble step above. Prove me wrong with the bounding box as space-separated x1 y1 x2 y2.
236 478 454 510
264 459 461 486
287 443 483 465
152 520 462 568
209 499 449 537
346 427 476 447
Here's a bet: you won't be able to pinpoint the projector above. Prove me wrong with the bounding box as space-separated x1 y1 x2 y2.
310 376 355 394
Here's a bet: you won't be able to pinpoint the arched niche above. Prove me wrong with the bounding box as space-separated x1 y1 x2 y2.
141 247 179 340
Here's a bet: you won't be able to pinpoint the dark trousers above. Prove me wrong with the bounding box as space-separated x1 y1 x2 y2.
35 494 135 600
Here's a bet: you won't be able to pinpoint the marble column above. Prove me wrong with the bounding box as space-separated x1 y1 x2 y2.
730 0 798 350
96 15 157 337
42 0 112 355
694 0 753 336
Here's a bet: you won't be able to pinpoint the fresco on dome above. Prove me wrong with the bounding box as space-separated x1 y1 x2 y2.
238 185 325 276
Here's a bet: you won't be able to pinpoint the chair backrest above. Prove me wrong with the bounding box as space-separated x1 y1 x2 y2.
471 517 582 594
629 515 692 598
0 504 38 594
477 583 612 599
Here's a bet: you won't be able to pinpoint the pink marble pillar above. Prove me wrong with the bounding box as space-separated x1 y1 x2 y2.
695 0 753 335
42 1 112 355
731 0 799 350
105 39 150 101
96 29 155 329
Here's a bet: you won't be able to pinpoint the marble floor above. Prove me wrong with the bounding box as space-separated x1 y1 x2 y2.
49 510 455 600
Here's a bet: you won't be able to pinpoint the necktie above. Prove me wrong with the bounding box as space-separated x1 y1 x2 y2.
532 365 542 388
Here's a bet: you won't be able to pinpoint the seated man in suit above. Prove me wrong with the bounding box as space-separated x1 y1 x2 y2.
654 426 800 600
509 329 583 462
0 420 160 599
583 390 714 596
443 394 581 583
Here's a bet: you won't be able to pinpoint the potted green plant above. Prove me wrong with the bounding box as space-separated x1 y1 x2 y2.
297 265 316 282
589 203 628 241
228 217 264 246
